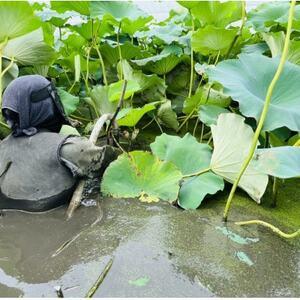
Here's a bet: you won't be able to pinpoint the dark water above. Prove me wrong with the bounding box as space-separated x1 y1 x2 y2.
0 190 299 297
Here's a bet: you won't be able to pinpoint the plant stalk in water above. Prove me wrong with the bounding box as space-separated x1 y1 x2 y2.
188 13 195 98
85 258 113 298
236 220 300 239
223 0 297 222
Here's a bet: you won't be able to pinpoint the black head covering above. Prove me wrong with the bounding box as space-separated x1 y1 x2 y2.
2 75 69 137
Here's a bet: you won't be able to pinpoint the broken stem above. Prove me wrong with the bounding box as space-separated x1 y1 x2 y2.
85 258 113 298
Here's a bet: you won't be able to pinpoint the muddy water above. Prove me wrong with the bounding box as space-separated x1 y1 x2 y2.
0 185 300 297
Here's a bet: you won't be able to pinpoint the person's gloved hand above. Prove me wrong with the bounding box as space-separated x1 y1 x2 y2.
59 136 120 178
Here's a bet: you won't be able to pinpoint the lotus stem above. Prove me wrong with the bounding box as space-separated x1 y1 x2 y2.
85 46 91 93
95 45 108 86
0 50 2 106
293 139 300 147
1 57 14 77
117 21 123 80
225 0 246 59
188 14 195 98
271 177 278 207
223 0 296 222
0 37 8 106
0 120 10 129
235 220 300 239
183 167 210 178
177 108 196 132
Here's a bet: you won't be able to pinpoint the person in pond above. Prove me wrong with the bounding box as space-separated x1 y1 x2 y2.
0 75 117 212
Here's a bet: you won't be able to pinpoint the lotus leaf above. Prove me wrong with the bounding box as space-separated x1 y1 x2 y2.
150 133 212 176
192 26 237 56
101 151 182 203
178 172 224 209
3 28 56 65
247 2 300 32
117 103 157 127
210 113 268 203
0 2 41 41
255 146 300 179
57 88 80 116
263 31 300 65
208 54 300 132
90 85 117 116
182 1 242 27
131 53 182 75
157 101 179 131
108 80 141 102
199 105 230 126
183 85 231 114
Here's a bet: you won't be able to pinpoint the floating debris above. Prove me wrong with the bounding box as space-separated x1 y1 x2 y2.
235 251 254 266
129 276 150 287
216 226 259 245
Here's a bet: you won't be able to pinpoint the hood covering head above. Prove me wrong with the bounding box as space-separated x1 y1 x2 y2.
2 75 69 137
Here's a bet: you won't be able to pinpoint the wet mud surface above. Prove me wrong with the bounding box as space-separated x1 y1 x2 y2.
0 180 299 297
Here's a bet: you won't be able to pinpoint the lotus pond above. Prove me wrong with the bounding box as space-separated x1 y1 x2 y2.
0 0 300 297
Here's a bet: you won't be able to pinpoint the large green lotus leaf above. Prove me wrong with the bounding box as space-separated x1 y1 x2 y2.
199 105 230 126
121 16 153 36
61 33 86 52
166 63 189 94
101 42 141 66
135 23 184 45
101 151 182 203
90 85 117 116
210 113 268 203
150 133 212 176
183 85 231 114
263 31 300 65
57 88 79 116
119 60 166 93
132 53 182 75
71 18 114 40
3 29 56 66
186 1 242 27
117 103 157 127
178 172 224 209
247 2 300 32
208 54 300 132
90 1 149 22
192 26 237 56
157 100 179 131
0 2 41 42
108 80 141 102
254 146 300 179
241 42 269 55
51 1 90 15
1 57 18 91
